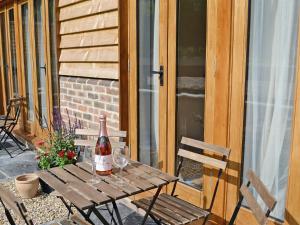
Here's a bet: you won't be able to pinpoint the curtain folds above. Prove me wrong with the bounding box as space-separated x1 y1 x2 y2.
243 0 300 220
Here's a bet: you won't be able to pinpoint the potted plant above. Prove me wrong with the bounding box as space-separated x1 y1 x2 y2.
36 109 81 193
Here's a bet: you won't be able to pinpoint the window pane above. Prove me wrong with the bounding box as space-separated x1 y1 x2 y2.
34 0 48 127
175 0 206 190
138 0 160 167
243 0 300 220
8 9 18 97
0 13 10 103
21 4 34 121
49 0 59 111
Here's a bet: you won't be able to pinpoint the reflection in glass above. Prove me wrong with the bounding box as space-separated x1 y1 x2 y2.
138 0 160 167
34 0 48 127
9 9 18 97
176 0 206 190
49 0 59 111
0 13 10 103
21 4 34 121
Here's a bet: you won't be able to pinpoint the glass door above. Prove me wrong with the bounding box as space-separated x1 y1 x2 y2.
8 8 19 98
34 0 49 129
242 0 300 221
18 0 58 136
0 12 10 107
165 0 207 206
130 0 168 171
138 0 160 167
20 2 35 130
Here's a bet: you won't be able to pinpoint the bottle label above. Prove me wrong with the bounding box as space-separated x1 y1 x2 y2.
95 154 112 171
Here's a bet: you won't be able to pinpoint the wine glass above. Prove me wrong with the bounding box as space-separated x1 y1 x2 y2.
85 146 98 184
113 146 130 185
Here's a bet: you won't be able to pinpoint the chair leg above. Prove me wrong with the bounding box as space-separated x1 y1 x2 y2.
2 126 26 153
201 214 209 225
0 141 13 158
0 199 16 225
228 199 243 225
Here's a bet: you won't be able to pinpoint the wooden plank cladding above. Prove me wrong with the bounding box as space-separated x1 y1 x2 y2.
59 0 118 21
58 0 87 8
58 0 120 79
60 29 118 48
60 11 118 35
60 46 118 62
59 63 119 79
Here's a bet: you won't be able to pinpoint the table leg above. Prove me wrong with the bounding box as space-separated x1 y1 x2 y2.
112 201 124 225
140 185 163 225
58 196 74 216
76 207 95 225
91 206 111 225
105 203 118 225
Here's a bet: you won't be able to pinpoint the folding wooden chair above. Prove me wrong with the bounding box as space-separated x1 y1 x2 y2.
0 185 92 225
228 170 277 225
0 185 34 225
132 137 230 225
74 128 127 149
0 97 26 157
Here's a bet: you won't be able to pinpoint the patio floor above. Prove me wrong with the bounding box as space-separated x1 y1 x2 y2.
0 137 156 225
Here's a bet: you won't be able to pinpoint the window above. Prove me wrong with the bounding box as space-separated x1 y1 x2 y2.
243 0 300 220
0 12 9 103
0 1 59 136
21 3 34 121
8 9 18 97
176 0 207 190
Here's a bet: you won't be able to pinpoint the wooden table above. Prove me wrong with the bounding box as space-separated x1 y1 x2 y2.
37 160 178 225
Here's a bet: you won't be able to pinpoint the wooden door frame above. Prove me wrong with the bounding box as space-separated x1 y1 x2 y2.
128 0 168 172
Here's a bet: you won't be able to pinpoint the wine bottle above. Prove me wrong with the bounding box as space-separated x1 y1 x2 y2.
95 114 112 175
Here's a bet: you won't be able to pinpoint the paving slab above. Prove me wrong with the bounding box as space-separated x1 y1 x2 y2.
0 171 7 179
0 150 38 180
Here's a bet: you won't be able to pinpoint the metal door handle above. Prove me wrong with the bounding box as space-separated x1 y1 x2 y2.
151 65 164 86
40 64 46 74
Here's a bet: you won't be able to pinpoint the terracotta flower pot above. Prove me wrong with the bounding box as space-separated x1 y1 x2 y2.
15 173 39 199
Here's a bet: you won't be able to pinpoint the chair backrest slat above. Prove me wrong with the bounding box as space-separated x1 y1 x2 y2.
178 148 227 170
247 170 276 210
181 137 230 157
75 129 127 138
5 97 24 123
0 186 23 218
240 185 267 225
0 186 32 224
74 139 126 148
229 170 276 225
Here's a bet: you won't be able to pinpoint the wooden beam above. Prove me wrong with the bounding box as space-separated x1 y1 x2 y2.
119 0 128 141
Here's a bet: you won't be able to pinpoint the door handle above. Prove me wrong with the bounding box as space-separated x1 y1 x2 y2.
40 64 46 75
151 65 164 86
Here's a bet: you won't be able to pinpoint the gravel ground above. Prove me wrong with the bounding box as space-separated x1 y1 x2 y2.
0 179 68 225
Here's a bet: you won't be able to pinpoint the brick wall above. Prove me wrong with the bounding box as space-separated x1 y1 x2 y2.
59 76 119 131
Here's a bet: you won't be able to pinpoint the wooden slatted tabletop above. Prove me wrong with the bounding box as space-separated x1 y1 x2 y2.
37 160 178 212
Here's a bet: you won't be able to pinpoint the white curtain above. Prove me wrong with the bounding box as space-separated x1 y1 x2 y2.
243 0 300 220
138 0 160 167
151 0 160 166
